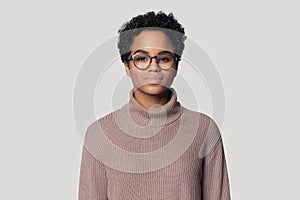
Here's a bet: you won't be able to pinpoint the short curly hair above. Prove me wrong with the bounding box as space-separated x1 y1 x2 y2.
117 11 187 64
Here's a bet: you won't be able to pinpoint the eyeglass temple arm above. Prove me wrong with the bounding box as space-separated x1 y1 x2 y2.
127 54 181 62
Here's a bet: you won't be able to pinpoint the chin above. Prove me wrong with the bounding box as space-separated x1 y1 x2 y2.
137 84 169 95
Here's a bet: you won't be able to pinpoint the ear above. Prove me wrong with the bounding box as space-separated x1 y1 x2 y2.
173 63 178 77
124 62 131 77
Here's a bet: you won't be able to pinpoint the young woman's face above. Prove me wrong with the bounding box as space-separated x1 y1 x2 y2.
125 30 178 96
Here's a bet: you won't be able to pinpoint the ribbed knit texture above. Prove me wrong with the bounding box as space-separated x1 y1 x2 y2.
78 87 231 200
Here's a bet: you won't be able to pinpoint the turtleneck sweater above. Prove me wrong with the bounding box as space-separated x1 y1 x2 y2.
78 87 231 200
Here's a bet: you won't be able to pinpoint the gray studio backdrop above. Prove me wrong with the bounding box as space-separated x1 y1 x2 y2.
0 0 299 199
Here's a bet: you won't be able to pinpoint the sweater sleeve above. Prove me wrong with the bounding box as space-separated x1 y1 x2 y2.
201 136 231 200
78 145 108 200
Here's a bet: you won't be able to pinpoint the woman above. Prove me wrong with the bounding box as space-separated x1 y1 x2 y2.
79 11 231 200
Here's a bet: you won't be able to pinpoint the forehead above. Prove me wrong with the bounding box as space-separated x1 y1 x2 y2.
130 30 174 53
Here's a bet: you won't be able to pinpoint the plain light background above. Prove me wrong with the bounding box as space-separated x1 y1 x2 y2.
1 0 299 199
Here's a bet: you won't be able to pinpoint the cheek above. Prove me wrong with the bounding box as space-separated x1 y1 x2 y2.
128 67 176 87
130 71 146 86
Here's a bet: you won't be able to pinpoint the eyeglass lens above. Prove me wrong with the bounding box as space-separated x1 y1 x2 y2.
132 53 174 70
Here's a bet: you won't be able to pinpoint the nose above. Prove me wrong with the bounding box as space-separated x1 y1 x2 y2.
148 56 161 71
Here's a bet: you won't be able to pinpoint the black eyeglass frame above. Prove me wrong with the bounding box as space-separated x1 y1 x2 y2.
126 52 181 70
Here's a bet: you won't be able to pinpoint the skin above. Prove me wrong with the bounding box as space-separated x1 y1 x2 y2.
124 30 178 110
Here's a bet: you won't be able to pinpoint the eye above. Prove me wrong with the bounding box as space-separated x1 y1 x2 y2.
159 55 172 63
137 57 147 61
134 54 149 62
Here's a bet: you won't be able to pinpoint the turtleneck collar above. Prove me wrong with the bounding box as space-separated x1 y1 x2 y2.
126 87 183 127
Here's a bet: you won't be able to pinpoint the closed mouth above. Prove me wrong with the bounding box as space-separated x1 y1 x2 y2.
144 77 163 84
144 77 163 80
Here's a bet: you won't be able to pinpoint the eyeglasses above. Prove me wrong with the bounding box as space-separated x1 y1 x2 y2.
127 52 180 70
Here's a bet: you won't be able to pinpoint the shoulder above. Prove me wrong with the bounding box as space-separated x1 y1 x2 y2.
84 105 125 138
87 109 120 130
181 106 222 157
181 106 218 128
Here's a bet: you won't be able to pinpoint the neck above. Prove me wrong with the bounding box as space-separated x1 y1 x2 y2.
120 87 182 127
133 88 171 110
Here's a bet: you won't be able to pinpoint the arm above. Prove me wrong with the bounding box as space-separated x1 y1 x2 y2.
78 145 108 200
201 136 231 200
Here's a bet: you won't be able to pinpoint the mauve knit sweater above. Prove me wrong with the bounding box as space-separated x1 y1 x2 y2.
78 87 231 200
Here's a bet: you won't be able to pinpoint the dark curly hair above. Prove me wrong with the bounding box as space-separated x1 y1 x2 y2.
117 11 187 64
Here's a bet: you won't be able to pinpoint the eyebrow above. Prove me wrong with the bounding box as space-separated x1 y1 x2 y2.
132 49 174 55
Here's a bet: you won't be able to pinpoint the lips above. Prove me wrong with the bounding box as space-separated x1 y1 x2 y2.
144 77 163 80
144 77 163 84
